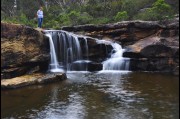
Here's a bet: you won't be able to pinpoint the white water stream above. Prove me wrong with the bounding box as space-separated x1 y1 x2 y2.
102 42 130 71
45 30 130 72
45 34 64 72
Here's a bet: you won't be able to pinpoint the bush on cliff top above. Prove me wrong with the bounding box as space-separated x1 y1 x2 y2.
134 0 173 20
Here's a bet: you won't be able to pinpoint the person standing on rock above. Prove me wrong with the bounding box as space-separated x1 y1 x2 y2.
37 6 43 28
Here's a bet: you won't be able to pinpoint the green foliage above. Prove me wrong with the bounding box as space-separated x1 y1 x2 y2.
84 4 105 18
114 11 128 21
91 17 110 24
15 13 35 27
19 13 28 24
2 13 36 27
134 0 173 20
121 0 155 19
76 12 93 25
1 0 178 28
151 0 172 19
68 11 80 26
56 13 71 26
42 10 93 28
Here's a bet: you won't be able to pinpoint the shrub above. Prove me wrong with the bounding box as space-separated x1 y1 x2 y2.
151 0 172 20
77 12 93 25
19 13 28 24
91 17 110 24
134 0 173 21
68 11 80 26
56 13 71 27
114 11 128 21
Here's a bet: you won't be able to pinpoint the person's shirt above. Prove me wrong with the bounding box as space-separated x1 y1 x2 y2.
37 9 43 18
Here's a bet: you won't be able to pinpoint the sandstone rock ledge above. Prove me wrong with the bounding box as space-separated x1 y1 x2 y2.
1 73 66 89
1 22 50 79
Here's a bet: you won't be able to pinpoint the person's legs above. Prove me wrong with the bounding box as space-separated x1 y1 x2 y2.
40 18 43 28
38 18 41 28
38 18 43 28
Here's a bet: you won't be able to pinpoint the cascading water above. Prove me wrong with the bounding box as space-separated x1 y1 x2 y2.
45 34 64 72
45 30 130 72
45 30 90 72
103 44 130 70
96 40 130 71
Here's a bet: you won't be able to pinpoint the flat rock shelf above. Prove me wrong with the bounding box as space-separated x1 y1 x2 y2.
1 73 66 89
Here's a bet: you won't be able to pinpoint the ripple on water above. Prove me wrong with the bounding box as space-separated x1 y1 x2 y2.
1 72 179 119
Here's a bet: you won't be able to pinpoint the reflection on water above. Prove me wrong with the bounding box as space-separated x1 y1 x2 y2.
1 72 179 119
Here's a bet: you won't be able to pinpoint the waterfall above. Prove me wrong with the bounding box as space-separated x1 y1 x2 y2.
45 30 90 72
45 30 130 72
45 34 64 72
100 41 130 71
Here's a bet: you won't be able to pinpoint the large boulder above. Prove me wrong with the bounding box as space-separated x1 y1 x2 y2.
1 22 50 79
123 20 179 74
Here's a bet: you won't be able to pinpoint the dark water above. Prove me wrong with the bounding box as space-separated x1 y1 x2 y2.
1 71 179 119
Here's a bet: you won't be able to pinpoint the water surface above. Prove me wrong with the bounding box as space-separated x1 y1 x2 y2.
1 72 179 119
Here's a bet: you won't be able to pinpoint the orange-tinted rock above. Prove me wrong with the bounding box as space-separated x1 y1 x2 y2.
1 22 50 79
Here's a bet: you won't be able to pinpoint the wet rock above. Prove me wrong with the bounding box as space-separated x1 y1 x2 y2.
87 43 112 62
1 73 66 89
77 35 113 62
70 61 102 71
129 58 177 72
87 62 102 71
140 44 175 58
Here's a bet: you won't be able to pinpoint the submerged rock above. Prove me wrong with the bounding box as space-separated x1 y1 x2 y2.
1 73 66 89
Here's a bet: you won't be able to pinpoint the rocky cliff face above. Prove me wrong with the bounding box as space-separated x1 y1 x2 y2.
1 22 50 79
62 18 179 75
